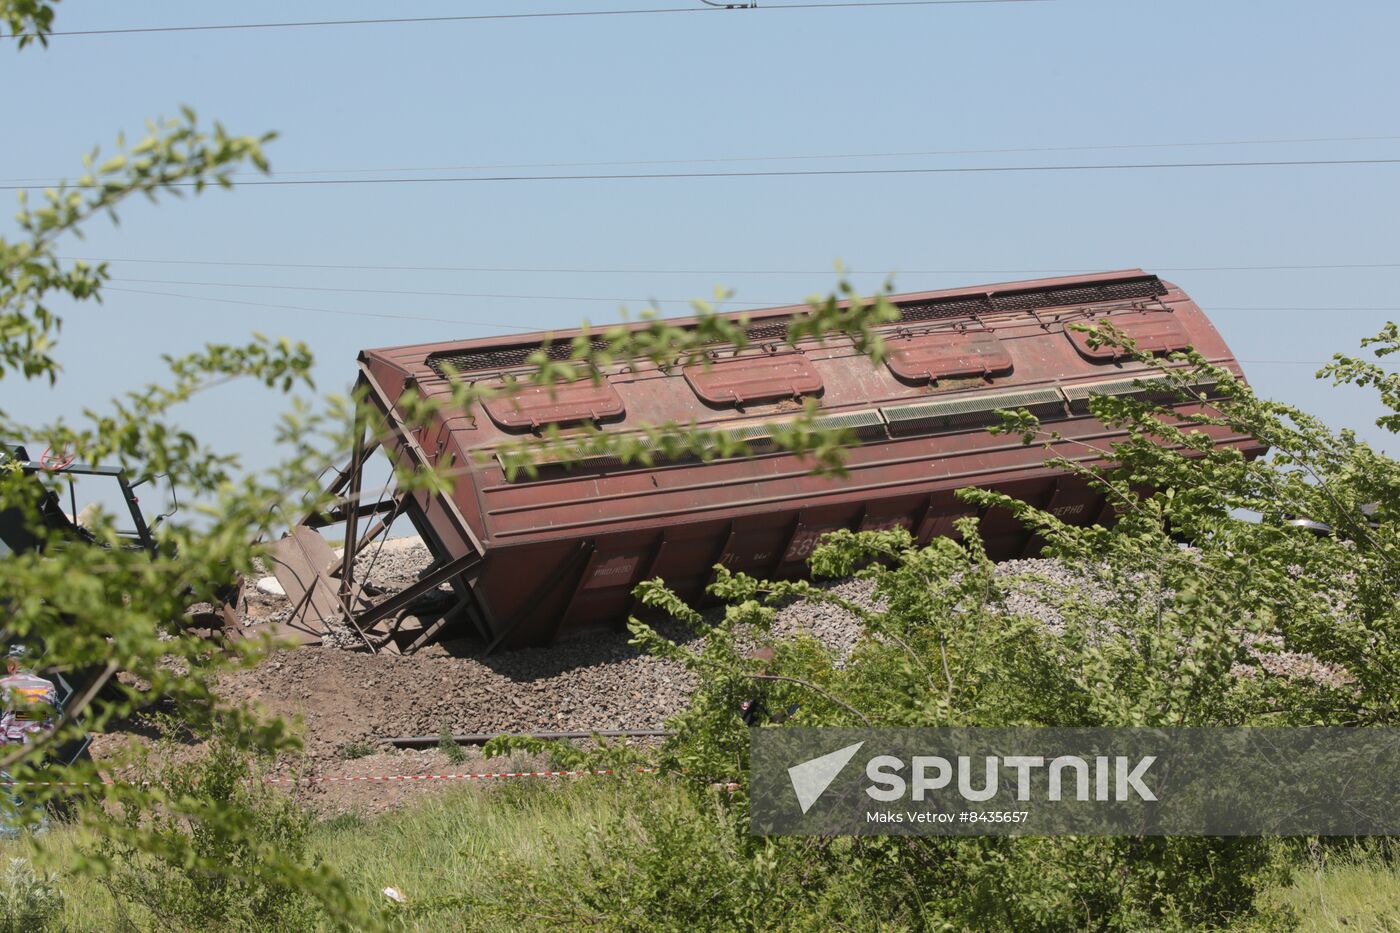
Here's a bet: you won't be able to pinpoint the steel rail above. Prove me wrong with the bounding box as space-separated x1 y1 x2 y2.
381 729 671 749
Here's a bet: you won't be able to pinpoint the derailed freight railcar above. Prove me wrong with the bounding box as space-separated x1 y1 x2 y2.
348 270 1263 650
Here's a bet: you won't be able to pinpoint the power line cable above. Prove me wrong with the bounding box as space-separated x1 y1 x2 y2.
12 132 1398 185
6 0 1052 40
1240 359 1400 366
101 287 547 331
104 283 1400 316
109 276 758 305
94 287 1400 367
171 133 1400 174
102 277 1400 312
1214 307 1400 312
8 157 1396 191
62 256 1400 276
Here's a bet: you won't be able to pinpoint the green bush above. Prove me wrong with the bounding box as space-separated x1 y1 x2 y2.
438 727 468 766
90 725 365 931
552 329 1400 931
337 741 377 761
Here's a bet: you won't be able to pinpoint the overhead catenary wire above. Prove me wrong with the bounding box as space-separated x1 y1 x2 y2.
58 256 1400 276
7 157 1399 192
99 285 1400 369
102 284 1400 319
101 286 551 331
5 0 1054 40
108 277 765 305
1239 359 1396 366
101 277 1400 314
189 133 1400 177
11 132 1399 185
1216 307 1400 312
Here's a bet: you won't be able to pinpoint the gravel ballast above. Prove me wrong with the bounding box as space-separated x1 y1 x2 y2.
225 536 1350 768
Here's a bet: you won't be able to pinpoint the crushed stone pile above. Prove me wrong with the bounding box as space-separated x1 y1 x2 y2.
220 626 699 760
227 537 1350 765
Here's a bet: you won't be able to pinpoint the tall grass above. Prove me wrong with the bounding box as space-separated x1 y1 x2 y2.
7 781 1400 931
1264 840 1400 932
317 775 684 930
9 775 687 931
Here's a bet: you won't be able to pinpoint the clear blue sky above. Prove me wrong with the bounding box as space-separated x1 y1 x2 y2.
5 0 1399 479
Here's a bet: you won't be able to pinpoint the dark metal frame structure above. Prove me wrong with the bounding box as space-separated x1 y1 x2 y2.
1 444 171 557
269 416 488 654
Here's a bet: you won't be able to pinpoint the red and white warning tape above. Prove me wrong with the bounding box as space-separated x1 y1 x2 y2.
263 767 663 784
1 767 663 788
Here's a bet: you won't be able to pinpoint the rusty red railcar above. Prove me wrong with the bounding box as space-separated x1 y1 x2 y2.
310 270 1262 651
